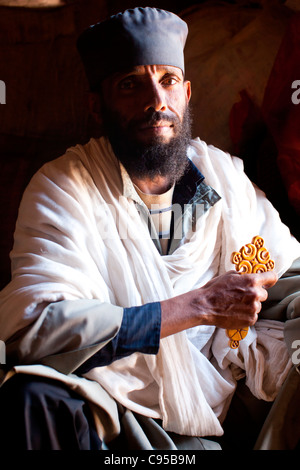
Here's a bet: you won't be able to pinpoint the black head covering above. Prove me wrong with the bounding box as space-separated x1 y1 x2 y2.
77 7 188 91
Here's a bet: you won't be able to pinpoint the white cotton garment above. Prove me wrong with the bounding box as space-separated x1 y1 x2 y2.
1 136 300 437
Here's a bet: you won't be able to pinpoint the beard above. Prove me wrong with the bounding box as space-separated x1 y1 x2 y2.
102 104 193 184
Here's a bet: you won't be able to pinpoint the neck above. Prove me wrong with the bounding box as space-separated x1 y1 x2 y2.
131 175 173 195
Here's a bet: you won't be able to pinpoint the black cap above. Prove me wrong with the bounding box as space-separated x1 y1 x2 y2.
77 7 188 91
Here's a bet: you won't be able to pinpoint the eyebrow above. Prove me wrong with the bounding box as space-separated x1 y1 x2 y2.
113 65 184 80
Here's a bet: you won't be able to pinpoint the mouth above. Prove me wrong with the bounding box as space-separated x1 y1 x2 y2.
140 120 173 128
138 121 174 137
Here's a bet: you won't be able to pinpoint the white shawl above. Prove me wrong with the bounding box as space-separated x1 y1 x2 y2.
1 136 299 437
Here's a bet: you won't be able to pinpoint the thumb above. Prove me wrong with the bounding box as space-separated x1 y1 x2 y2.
257 270 278 289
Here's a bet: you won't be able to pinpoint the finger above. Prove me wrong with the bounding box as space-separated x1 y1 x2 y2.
254 270 278 289
259 286 268 302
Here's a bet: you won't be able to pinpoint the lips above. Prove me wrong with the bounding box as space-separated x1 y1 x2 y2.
129 112 177 140
138 119 175 137
140 120 173 128
138 125 174 139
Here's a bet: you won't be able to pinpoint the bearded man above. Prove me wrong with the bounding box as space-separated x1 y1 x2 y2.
0 7 299 451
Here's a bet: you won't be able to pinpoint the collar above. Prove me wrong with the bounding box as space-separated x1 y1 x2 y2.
173 158 205 208
120 163 146 207
120 158 205 206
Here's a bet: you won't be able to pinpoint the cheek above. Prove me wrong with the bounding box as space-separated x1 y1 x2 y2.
166 90 189 118
110 97 139 126
102 84 136 126
107 106 139 136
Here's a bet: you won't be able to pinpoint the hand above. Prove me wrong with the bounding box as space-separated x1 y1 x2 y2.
195 270 278 329
160 270 278 337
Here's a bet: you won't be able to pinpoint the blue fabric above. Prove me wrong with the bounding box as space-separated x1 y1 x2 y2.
76 302 161 373
173 158 204 208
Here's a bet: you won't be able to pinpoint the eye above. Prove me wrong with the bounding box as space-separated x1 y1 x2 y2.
118 76 137 90
161 75 180 87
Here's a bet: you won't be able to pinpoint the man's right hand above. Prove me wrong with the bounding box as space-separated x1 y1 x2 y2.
160 270 278 338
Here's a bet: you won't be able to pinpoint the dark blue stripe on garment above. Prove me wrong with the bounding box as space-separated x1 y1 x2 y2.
76 302 161 374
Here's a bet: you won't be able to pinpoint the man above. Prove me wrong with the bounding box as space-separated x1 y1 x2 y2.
0 7 299 450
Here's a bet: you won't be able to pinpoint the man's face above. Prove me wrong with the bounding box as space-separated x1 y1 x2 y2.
97 65 192 183
101 64 191 145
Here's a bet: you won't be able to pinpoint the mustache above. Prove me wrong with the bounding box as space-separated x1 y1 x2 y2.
129 111 178 129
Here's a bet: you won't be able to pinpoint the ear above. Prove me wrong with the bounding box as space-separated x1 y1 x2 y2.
88 92 103 125
184 80 192 103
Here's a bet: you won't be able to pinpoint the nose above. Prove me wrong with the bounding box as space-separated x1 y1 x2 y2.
143 81 167 113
